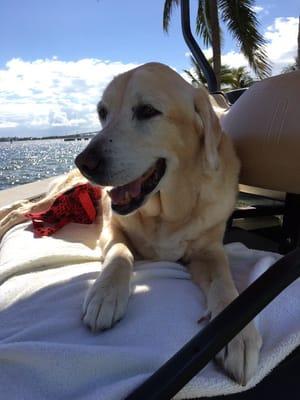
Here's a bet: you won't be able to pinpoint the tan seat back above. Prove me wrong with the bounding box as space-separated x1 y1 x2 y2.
220 71 300 194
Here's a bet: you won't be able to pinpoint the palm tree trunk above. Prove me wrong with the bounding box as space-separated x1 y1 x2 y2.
210 0 221 90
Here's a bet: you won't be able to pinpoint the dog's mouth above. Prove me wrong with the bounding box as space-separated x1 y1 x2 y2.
107 158 166 215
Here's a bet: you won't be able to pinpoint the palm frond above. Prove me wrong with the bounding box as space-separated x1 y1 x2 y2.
196 0 224 48
163 0 179 32
190 56 208 84
196 0 212 46
218 0 271 78
187 56 241 88
183 69 203 87
228 66 254 89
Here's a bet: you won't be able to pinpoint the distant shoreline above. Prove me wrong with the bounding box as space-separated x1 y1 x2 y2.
0 132 97 143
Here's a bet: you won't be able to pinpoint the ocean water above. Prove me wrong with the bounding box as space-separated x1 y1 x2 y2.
0 139 89 191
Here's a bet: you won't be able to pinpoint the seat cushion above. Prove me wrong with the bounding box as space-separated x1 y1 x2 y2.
221 71 300 194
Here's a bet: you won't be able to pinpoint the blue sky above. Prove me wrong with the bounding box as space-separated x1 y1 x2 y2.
0 0 298 137
1 0 190 71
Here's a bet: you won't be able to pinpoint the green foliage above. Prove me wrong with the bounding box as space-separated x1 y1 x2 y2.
183 56 231 87
229 66 254 88
184 56 254 90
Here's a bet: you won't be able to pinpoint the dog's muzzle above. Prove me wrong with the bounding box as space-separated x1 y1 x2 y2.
75 147 103 182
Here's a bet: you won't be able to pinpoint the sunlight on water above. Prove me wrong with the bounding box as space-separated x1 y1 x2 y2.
0 139 89 190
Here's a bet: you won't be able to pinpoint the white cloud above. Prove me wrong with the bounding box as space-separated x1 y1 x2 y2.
0 58 139 136
196 47 249 70
203 48 212 60
184 17 298 77
265 17 298 73
220 17 299 75
253 5 264 13
0 122 18 128
222 52 248 68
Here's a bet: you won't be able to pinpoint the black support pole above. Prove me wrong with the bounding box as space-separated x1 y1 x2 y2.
180 0 218 93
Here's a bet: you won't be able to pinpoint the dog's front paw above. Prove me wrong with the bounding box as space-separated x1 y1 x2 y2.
82 277 130 332
216 321 262 385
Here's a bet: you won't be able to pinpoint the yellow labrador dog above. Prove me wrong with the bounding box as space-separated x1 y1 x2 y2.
0 62 261 384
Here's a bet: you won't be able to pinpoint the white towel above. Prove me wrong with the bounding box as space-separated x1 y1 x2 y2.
0 222 299 400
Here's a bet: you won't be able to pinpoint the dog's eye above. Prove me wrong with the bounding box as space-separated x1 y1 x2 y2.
98 105 108 121
133 104 161 121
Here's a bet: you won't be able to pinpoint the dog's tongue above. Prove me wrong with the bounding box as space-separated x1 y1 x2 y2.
109 179 142 205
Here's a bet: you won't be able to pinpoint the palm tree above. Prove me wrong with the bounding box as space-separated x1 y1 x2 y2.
163 0 271 90
184 57 254 90
229 66 254 88
183 56 235 88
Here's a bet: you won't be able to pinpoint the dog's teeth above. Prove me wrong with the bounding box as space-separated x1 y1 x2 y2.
125 191 131 202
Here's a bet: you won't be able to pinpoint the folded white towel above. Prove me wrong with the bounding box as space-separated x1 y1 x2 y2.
0 222 299 400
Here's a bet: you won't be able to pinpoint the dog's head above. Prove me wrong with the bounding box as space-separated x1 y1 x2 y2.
75 62 222 216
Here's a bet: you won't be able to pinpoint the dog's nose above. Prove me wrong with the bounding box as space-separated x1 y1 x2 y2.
75 149 101 177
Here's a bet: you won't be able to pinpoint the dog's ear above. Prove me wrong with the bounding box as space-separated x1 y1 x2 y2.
193 87 222 171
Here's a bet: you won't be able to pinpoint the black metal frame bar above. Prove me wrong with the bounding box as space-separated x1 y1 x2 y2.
125 247 300 400
280 193 300 253
232 205 285 220
230 194 300 255
180 0 218 93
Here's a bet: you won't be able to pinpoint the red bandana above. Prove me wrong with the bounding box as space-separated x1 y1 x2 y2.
25 183 102 237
